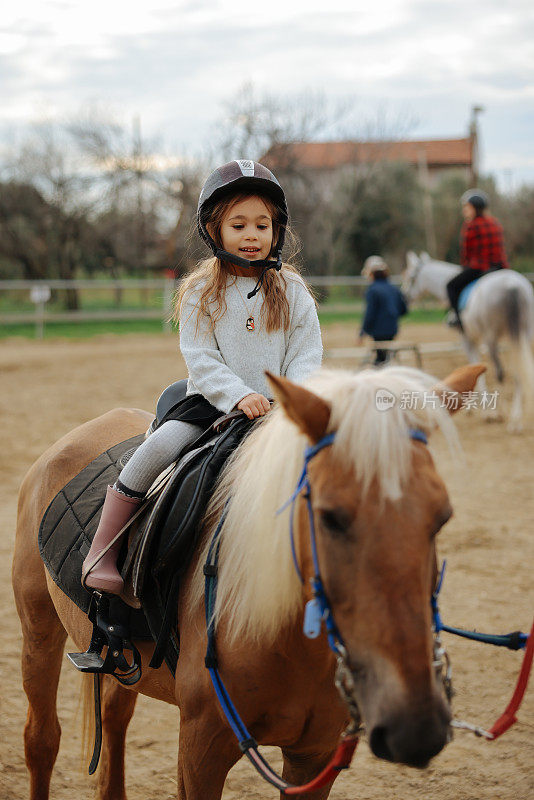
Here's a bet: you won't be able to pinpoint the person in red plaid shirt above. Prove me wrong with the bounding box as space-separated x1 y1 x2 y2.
446 189 509 328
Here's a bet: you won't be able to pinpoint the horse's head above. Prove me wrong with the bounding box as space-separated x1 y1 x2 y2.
402 250 429 302
268 364 486 768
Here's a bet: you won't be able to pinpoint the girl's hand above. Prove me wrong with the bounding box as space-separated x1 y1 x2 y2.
237 393 271 419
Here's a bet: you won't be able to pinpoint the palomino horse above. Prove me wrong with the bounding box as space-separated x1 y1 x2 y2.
13 364 484 800
403 251 534 433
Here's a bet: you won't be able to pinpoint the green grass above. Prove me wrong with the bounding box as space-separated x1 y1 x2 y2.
0 306 446 340
0 288 165 314
0 318 173 340
318 307 445 326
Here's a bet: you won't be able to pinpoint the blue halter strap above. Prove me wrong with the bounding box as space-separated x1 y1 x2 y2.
279 427 428 656
202 422 530 784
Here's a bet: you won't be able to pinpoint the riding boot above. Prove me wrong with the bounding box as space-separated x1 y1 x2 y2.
446 309 463 330
82 485 142 596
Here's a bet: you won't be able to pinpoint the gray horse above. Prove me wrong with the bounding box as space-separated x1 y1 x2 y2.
403 251 534 433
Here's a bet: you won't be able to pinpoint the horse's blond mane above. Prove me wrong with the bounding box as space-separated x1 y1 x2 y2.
188 366 458 644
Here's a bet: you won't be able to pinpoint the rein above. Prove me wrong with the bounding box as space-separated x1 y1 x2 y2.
204 514 359 796
432 562 533 740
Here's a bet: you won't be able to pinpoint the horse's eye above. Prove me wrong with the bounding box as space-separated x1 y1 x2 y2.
318 508 352 537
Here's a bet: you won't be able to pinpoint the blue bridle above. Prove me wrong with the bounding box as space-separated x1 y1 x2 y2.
202 423 529 776
279 428 429 656
283 429 528 657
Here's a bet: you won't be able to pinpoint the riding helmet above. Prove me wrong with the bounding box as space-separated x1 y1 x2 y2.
197 159 288 272
461 189 489 213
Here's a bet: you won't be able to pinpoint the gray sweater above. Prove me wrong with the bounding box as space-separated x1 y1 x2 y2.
180 272 323 413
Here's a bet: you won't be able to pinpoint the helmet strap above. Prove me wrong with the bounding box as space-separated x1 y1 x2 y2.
213 246 278 271
211 243 283 299
246 259 283 300
211 244 282 299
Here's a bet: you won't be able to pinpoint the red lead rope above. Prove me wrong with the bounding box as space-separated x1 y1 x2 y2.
488 616 534 740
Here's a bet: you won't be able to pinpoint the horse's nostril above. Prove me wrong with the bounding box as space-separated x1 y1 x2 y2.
369 703 450 767
369 726 394 762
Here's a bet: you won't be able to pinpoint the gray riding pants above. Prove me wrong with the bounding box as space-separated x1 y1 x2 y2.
118 420 202 495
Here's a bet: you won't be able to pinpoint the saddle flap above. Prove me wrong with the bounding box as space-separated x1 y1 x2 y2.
133 415 254 599
131 442 216 597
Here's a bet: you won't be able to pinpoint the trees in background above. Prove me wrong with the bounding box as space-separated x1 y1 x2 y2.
0 116 208 310
0 181 56 280
494 184 534 272
0 126 101 307
1 96 533 297
331 161 425 275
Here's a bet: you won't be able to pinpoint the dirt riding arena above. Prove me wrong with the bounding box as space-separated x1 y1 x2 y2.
1 323 533 799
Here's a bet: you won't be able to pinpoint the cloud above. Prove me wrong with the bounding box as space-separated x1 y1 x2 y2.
1 0 533 184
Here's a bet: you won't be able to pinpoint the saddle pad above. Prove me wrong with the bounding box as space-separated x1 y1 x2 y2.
38 434 152 640
458 279 479 311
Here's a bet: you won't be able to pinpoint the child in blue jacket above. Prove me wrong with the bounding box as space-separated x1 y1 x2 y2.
358 256 408 365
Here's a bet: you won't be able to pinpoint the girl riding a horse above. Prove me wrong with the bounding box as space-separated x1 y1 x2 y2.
447 189 509 329
82 159 323 601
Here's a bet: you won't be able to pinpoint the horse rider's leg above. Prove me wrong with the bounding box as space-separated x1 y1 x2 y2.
96 677 138 800
177 714 241 800
446 272 461 312
280 748 338 800
83 420 201 596
12 559 67 800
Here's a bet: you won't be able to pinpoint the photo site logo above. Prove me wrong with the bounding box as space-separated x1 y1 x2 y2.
375 389 499 411
375 389 396 411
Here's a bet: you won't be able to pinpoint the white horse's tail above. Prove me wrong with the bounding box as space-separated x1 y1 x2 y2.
505 285 533 340
506 286 534 405
505 285 534 404
508 334 534 403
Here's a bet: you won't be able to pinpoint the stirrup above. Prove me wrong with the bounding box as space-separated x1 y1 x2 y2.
67 592 142 684
68 593 142 776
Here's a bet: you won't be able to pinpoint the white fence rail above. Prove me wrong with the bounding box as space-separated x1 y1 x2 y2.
2 275 534 338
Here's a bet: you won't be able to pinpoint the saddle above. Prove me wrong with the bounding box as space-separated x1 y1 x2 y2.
39 381 255 678
458 278 480 312
131 411 254 674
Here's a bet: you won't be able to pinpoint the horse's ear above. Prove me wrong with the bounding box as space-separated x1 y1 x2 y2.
265 372 331 442
435 364 487 414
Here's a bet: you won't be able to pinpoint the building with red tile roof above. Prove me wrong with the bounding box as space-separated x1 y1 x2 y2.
262 134 477 188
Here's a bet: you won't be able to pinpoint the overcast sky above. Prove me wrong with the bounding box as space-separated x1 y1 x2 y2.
1 0 533 189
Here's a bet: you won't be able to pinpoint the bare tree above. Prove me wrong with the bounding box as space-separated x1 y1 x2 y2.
3 124 98 306
0 181 52 280
70 110 206 276
215 83 355 163
212 87 427 275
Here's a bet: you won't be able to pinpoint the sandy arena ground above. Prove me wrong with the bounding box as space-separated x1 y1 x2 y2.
1 322 533 799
